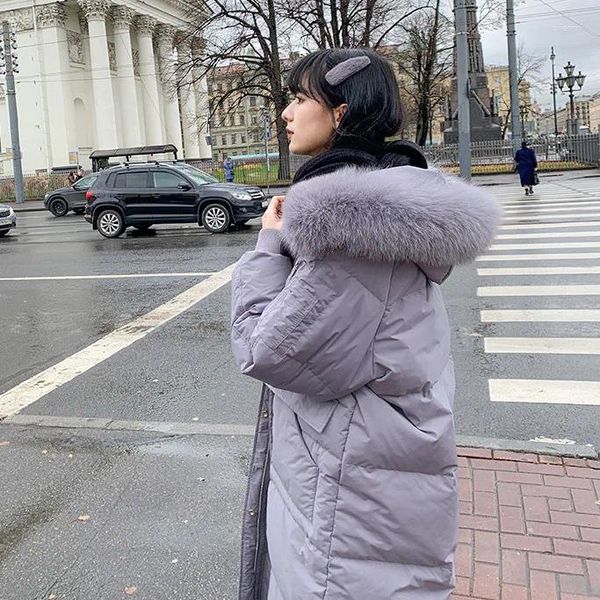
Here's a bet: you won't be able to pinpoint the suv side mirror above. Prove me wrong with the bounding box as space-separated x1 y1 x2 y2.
177 183 192 191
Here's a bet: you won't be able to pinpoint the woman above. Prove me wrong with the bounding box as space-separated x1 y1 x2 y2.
231 48 501 600
514 141 538 195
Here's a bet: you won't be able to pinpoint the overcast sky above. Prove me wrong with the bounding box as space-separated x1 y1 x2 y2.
479 0 600 111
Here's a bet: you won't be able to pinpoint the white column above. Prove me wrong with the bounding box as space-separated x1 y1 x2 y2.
78 0 118 149
192 39 212 158
176 37 201 159
36 3 75 166
112 6 142 147
157 25 183 151
135 15 163 145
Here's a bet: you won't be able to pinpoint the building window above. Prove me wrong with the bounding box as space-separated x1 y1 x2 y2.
232 134 237 144
229 115 236 126
221 135 227 145
249 96 256 107
251 115 257 125
241 134 246 143
240 114 245 125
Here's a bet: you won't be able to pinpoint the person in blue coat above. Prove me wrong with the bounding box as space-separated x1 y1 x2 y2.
514 141 538 196
223 156 235 183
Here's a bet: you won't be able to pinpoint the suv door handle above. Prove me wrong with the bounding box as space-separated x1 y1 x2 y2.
151 194 160 199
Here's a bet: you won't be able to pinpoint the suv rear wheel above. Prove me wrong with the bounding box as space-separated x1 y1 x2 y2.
201 203 230 233
97 209 125 238
49 198 68 217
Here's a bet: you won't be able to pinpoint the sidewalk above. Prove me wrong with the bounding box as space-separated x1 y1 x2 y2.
454 447 600 599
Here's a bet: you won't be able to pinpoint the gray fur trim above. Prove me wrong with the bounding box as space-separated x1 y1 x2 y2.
281 166 503 265
325 56 371 85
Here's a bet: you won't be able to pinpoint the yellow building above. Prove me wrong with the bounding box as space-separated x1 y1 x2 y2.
486 65 532 137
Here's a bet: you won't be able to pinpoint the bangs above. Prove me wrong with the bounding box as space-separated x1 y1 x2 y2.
287 51 339 107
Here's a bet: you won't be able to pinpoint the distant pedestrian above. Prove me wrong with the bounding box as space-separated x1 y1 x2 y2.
514 141 538 196
231 47 501 600
67 171 76 185
223 156 234 182
75 167 85 181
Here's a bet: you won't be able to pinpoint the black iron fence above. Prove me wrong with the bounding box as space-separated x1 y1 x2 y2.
1 134 598 201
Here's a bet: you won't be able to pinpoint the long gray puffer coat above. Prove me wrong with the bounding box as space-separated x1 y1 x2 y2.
231 165 501 600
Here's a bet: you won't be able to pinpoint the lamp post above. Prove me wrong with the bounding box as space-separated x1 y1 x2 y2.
550 47 558 137
555 61 586 135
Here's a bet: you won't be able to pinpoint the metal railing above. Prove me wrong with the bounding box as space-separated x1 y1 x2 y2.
0 134 597 201
424 134 600 173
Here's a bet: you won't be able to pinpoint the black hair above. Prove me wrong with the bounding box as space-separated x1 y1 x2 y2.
287 48 404 150
522 141 528 148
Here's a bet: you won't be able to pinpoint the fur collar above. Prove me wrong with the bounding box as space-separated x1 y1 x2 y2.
281 166 502 266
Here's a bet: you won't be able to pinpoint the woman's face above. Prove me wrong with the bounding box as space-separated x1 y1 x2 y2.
282 92 346 156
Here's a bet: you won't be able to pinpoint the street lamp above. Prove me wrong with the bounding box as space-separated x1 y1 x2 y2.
555 61 586 135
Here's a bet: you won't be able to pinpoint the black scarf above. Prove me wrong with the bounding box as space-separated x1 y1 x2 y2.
292 139 428 184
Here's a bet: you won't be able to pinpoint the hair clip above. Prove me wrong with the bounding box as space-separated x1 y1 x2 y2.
325 56 371 86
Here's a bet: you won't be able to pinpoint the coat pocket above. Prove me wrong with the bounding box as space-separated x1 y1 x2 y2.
274 389 337 434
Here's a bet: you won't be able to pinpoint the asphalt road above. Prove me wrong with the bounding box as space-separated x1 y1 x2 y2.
1 172 599 599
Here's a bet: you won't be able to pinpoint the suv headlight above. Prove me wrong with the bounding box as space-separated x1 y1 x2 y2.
8 207 14 216
231 191 252 201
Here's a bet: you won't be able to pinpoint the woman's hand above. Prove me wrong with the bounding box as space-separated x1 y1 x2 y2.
262 196 285 231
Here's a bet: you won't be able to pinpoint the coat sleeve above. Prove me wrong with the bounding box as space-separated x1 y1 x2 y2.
231 236 386 402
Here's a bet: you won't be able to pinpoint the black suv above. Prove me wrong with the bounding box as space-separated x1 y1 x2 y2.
84 162 267 237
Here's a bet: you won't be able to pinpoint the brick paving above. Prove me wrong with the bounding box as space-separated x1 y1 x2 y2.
454 447 600 599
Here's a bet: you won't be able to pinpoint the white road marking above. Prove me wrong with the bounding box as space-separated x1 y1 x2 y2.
478 285 600 296
489 379 600 406
489 241 600 251
504 204 600 214
485 337 600 355
504 212 600 222
477 252 600 262
0 263 236 419
500 221 600 230
0 272 216 282
496 231 600 240
2 414 255 436
477 266 600 276
501 199 600 209
481 309 600 322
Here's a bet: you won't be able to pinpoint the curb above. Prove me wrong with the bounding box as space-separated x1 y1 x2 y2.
456 434 597 459
12 206 46 213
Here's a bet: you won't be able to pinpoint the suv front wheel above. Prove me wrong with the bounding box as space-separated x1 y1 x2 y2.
201 203 230 234
97 209 126 238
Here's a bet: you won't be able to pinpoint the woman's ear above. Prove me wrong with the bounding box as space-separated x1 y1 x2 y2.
333 103 348 128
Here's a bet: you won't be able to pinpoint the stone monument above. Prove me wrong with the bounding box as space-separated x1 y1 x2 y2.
443 0 502 143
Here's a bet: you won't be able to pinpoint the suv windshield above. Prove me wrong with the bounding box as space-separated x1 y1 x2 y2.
73 173 98 190
176 165 219 185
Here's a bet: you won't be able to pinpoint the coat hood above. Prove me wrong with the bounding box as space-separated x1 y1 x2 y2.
282 166 502 272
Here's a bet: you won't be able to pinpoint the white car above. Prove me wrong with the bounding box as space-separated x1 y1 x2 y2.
0 204 16 237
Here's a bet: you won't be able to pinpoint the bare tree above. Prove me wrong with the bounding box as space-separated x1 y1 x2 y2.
182 0 294 179
497 44 545 139
393 1 453 146
287 0 432 49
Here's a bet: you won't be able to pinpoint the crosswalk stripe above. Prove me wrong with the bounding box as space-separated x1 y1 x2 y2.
504 204 600 214
477 285 600 296
489 379 600 406
477 252 600 262
503 212 600 221
477 266 600 276
501 199 600 208
496 231 600 240
489 241 600 251
480 309 600 322
500 221 600 230
485 337 600 355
